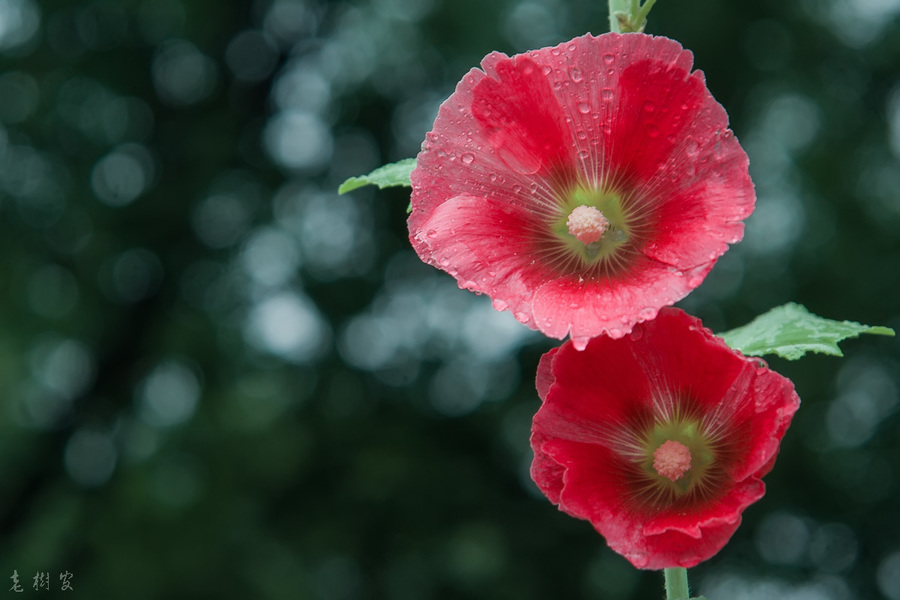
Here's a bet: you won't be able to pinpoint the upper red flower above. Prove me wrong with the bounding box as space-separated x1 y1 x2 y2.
409 33 755 349
530 308 800 570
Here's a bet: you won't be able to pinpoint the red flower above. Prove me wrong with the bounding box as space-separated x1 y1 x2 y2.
409 33 754 349
530 308 799 569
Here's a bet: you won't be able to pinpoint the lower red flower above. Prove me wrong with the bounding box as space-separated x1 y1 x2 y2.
530 308 800 569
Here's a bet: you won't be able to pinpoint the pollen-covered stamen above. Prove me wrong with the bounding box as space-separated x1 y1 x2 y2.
566 205 609 244
653 440 692 482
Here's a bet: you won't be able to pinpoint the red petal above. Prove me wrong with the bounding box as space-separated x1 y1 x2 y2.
535 346 559 402
410 194 550 329
531 260 714 348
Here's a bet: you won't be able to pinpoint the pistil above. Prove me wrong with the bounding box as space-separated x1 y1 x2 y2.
653 440 692 482
566 205 609 244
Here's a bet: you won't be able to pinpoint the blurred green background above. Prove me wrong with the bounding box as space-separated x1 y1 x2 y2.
1 0 898 598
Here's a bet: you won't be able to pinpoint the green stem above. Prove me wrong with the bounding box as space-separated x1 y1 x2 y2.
664 567 690 600
635 0 658 27
608 0 629 32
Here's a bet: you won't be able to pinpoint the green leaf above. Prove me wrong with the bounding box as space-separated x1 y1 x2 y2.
338 158 416 194
719 302 895 360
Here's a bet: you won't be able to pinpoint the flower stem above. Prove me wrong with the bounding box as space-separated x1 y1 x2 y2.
608 0 630 32
664 567 690 600
608 0 659 32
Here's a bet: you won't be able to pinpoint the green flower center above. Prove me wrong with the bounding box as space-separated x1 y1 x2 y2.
537 181 653 278
553 186 632 264
637 416 718 502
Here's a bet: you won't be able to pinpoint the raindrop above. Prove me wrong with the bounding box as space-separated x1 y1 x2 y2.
568 67 583 82
576 130 587 140
643 101 656 113
601 88 613 101
461 152 474 164
684 138 700 155
602 53 615 64
577 150 589 160
577 102 591 114
492 299 508 311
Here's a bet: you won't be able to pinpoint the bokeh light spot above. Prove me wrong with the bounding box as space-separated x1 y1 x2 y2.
137 360 201 428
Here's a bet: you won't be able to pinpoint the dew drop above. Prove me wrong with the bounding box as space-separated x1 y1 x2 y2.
600 88 613 101
440 257 450 267
461 153 475 165
489 173 498 182
568 67 583 82
572 336 590 351
514 312 529 323
492 299 508 311
577 102 591 114
608 327 623 337
576 130 588 140
577 149 590 160
602 53 615 64
643 100 656 113
684 138 700 156
542 65 552 75
426 229 437 239
569 302 580 309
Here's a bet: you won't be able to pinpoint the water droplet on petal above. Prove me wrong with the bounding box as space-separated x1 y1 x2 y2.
461 153 475 165
577 149 590 160
685 138 700 155
643 101 656 113
492 299 509 311
571 336 590 350
603 53 615 64
568 67 583 82
577 102 591 114
601 88 613 101
426 229 437 239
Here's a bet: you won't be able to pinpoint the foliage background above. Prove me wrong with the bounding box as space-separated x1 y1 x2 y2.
1 0 899 598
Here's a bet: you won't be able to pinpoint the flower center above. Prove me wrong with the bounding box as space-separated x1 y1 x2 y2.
652 440 692 482
566 205 609 244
